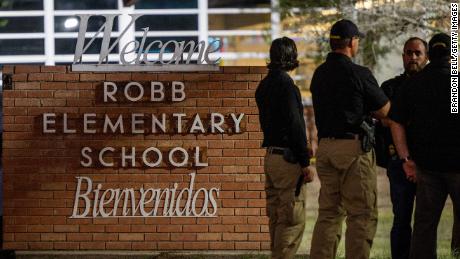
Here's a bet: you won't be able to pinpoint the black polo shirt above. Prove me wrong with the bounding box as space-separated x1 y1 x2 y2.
255 69 310 167
311 52 388 138
389 59 460 172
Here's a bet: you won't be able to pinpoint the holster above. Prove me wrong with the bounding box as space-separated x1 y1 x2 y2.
359 119 376 152
295 174 304 197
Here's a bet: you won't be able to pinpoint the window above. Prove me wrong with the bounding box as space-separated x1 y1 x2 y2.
0 0 43 10
208 14 270 30
0 17 44 33
55 38 119 54
135 15 198 31
55 16 119 33
0 39 44 55
216 35 269 52
134 37 199 53
54 0 117 10
208 0 270 8
0 0 274 66
135 0 197 9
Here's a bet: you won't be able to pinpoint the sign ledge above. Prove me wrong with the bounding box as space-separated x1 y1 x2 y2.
71 64 221 72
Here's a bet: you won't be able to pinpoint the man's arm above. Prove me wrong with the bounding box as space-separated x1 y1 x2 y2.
388 119 417 182
371 101 391 119
388 120 409 158
361 68 390 119
283 84 315 182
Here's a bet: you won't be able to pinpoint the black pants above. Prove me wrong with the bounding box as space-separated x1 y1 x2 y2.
410 168 460 259
387 159 416 259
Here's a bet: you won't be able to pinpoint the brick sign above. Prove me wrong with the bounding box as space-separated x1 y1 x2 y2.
2 65 270 250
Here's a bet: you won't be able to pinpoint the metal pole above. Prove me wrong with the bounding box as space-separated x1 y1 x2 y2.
44 0 55 65
271 0 281 41
118 0 136 64
198 0 209 44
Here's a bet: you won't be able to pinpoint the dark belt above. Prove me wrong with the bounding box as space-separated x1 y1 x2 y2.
320 133 360 140
267 147 285 155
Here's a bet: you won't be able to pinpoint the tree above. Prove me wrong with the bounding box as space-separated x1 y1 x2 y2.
279 0 450 69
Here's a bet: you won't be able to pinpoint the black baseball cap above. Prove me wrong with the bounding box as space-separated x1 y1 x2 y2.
330 19 365 40
429 33 450 53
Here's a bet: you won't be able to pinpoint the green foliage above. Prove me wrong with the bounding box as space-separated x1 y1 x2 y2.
0 19 8 27
0 0 12 9
278 0 450 69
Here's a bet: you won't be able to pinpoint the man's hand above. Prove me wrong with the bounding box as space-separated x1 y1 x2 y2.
302 165 316 183
403 160 417 182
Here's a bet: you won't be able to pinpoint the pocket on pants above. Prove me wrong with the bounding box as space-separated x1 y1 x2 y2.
277 190 305 225
290 200 306 225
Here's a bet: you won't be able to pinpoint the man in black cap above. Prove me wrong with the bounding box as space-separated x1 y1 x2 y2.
309 19 390 259
377 37 428 259
389 32 460 259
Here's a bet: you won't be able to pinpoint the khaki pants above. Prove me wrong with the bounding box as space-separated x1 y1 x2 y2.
265 152 307 259
310 138 378 259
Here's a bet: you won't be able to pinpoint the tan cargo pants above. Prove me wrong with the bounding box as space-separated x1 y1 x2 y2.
310 138 378 259
264 151 307 259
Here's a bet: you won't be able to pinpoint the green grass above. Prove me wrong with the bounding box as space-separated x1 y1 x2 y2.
299 167 456 259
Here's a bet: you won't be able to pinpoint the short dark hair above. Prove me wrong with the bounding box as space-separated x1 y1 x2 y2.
428 33 450 61
330 38 351 51
403 37 428 53
430 46 450 61
267 37 299 71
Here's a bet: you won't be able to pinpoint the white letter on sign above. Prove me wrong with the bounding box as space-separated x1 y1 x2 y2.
71 176 93 218
43 113 56 133
172 81 185 102
151 82 164 101
104 82 117 102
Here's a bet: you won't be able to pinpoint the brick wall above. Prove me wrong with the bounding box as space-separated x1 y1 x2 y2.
2 65 270 250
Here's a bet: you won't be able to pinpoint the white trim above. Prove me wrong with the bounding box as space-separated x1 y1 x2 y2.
0 7 279 18
0 33 45 39
117 0 136 64
0 55 46 63
198 0 208 44
44 0 55 65
54 31 201 39
51 30 265 39
53 10 121 16
138 31 199 37
71 64 220 72
54 32 120 38
0 51 268 64
60 52 267 62
130 9 199 15
52 30 264 39
53 9 198 16
0 11 44 17
207 8 271 14
54 54 120 63
216 52 268 59
209 30 265 36
270 0 281 40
